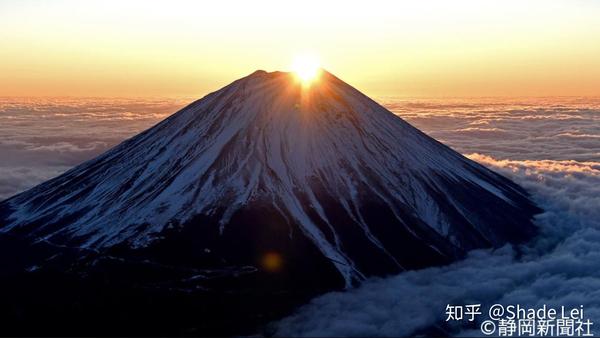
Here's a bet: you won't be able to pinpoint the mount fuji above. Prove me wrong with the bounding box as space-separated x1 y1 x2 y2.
0 69 540 335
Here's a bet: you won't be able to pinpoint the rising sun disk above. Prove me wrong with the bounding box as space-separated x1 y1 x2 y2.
292 54 321 84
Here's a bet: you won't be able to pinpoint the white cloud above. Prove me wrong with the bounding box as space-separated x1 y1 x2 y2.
0 97 185 200
387 97 600 162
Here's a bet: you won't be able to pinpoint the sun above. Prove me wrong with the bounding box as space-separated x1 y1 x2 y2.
291 54 321 84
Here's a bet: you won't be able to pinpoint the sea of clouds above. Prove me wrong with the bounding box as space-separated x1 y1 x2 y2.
1 96 599 336
0 97 188 200
273 97 600 336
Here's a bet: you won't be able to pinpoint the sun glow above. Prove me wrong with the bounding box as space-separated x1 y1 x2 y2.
292 54 321 84
1 1 600 96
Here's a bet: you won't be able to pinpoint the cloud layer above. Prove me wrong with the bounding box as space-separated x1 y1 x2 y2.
0 97 187 200
385 96 600 162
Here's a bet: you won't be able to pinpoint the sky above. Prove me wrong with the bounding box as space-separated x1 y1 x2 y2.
1 0 600 97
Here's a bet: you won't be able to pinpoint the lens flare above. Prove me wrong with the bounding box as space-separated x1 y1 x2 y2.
261 252 283 272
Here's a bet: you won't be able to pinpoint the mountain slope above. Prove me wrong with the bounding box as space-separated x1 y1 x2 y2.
0 70 539 289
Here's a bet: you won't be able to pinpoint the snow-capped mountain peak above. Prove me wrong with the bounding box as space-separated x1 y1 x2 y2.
0 70 539 286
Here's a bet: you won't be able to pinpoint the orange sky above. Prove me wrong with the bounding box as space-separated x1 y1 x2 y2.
1 0 599 98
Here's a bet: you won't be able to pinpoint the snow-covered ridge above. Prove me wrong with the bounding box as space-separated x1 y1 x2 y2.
0 70 539 285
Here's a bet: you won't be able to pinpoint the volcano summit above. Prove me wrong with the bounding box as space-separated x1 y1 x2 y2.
0 70 539 334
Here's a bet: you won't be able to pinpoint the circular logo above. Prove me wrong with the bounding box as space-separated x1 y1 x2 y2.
481 320 496 335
